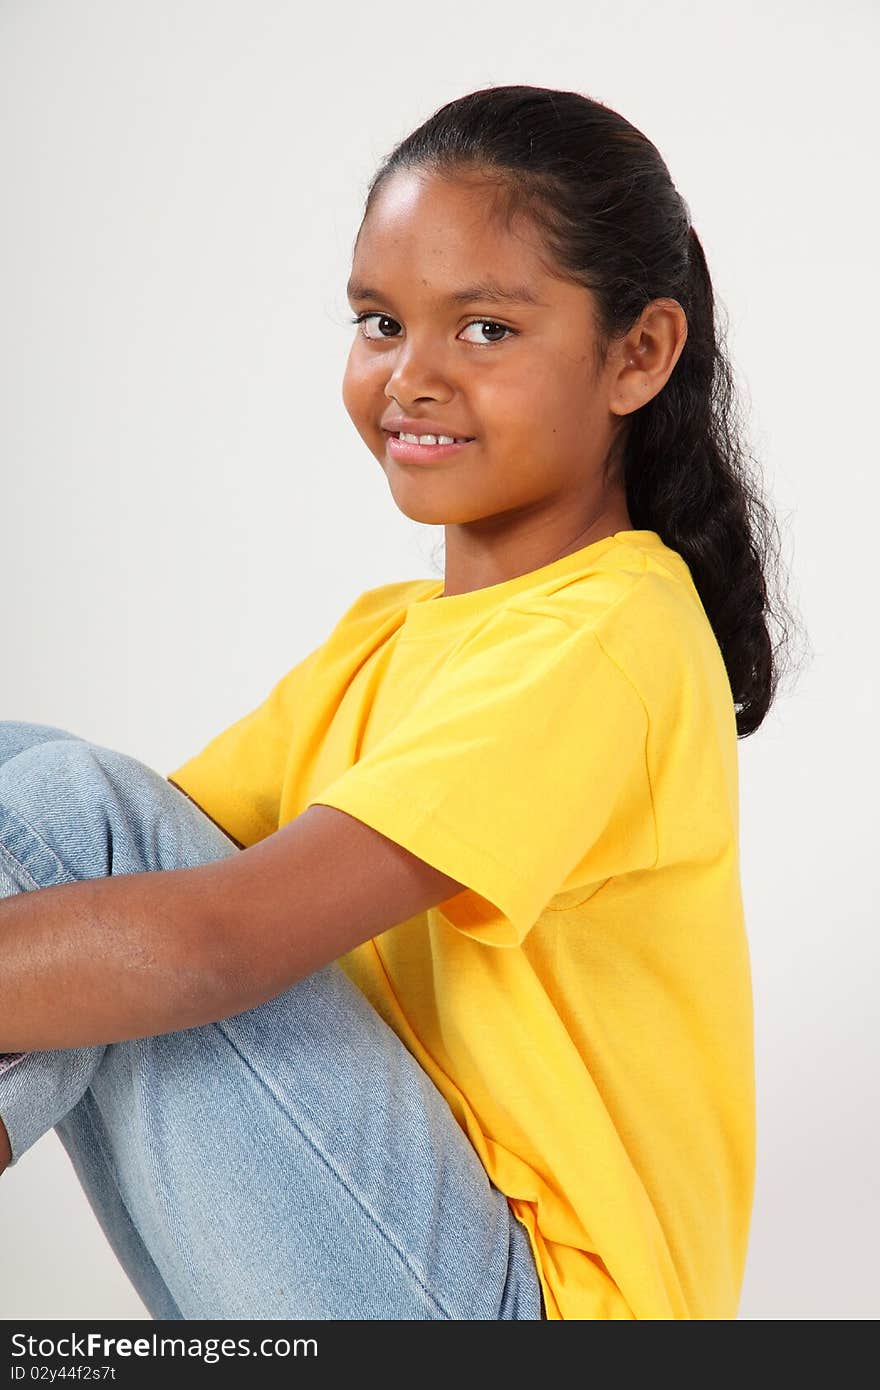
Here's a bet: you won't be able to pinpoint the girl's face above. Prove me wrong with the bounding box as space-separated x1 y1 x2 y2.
342 167 634 545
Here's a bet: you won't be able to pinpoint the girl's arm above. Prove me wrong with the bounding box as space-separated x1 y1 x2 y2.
0 805 466 1052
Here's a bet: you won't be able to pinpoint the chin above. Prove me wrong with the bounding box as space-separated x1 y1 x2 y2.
387 496 452 526
380 477 452 524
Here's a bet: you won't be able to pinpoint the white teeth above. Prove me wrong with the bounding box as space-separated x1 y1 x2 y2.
397 432 468 445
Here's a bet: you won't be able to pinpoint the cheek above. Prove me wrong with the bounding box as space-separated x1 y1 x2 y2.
521 364 593 442
481 357 559 426
341 356 372 423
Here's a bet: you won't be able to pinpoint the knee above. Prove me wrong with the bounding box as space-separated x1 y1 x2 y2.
0 721 81 767
0 736 238 878
1 737 157 808
0 739 158 879
1 736 119 807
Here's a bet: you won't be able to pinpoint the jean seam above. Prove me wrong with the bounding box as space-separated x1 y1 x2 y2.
0 804 77 890
0 839 39 890
214 1018 457 1320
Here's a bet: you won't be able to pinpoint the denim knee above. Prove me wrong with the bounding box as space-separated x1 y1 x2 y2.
0 733 238 1168
0 737 138 880
0 736 238 880
0 720 81 767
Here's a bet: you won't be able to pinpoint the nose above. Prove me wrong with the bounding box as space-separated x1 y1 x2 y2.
383 333 452 407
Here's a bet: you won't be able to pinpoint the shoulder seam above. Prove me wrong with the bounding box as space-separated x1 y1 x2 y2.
508 559 650 632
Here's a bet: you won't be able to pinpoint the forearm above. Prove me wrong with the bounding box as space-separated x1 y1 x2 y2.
0 867 239 1051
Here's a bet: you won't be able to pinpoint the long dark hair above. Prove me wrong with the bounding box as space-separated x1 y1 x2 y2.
359 85 807 737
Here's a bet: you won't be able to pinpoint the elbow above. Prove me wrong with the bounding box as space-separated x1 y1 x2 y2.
161 866 268 1028
186 863 291 1022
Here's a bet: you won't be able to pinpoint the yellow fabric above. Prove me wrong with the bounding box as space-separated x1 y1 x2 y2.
168 530 755 1320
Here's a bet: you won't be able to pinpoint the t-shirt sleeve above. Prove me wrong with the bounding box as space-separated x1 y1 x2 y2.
167 643 324 848
305 605 656 947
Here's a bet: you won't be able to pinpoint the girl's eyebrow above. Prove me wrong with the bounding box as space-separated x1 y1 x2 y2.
346 278 547 308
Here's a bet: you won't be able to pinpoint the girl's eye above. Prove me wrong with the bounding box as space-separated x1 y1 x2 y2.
459 320 513 344
350 313 401 340
349 313 514 345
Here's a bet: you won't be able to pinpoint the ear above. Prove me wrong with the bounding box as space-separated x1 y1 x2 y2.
608 298 688 417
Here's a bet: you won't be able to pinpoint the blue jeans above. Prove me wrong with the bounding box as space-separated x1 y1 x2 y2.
0 722 544 1320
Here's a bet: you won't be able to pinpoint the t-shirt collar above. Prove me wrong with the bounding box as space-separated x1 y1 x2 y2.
401 530 668 638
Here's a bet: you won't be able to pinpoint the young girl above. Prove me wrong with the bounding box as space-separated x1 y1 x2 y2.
0 84 793 1321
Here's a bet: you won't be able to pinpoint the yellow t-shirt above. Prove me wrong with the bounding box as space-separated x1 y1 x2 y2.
168 529 755 1321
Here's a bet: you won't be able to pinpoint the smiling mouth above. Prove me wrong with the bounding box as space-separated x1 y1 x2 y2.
383 430 475 444
384 433 476 463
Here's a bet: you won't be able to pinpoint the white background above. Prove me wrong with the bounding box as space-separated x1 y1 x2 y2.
1 0 876 1321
